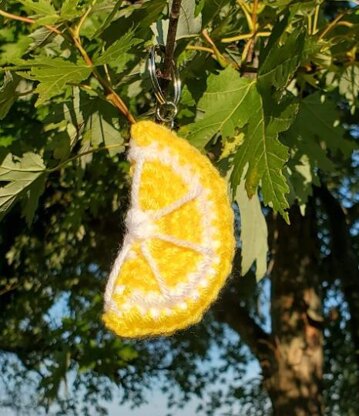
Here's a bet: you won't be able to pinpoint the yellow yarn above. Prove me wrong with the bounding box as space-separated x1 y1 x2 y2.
103 120 235 338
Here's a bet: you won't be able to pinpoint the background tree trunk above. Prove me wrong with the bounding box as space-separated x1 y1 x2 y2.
216 205 324 416
316 186 359 372
266 204 324 416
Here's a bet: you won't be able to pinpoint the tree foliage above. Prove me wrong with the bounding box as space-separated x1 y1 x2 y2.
0 0 358 415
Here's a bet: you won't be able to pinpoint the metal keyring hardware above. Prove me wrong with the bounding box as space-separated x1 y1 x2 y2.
156 101 178 123
148 45 182 125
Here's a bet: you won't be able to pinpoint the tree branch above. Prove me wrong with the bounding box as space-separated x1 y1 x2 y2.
348 202 359 225
162 0 182 82
214 279 274 372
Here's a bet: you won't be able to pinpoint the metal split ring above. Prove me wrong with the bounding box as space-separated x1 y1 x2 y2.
148 45 182 124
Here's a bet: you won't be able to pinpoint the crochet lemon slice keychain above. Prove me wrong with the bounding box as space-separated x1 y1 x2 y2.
103 48 235 338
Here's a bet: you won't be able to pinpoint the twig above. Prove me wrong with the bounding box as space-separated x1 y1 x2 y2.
251 0 259 33
69 28 136 124
241 0 259 64
47 144 125 173
162 0 182 82
0 9 33 23
0 8 136 125
0 9 61 35
0 283 18 297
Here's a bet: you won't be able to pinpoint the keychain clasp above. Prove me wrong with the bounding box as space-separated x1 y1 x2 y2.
148 45 182 127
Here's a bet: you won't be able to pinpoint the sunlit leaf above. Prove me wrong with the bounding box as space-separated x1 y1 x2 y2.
0 152 47 221
236 175 268 281
29 58 92 106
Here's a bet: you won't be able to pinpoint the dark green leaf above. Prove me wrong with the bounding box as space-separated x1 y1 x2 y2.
94 31 141 73
258 18 305 91
81 96 125 155
284 92 351 159
0 72 20 120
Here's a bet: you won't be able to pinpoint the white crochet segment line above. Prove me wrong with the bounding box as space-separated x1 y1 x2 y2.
104 141 220 317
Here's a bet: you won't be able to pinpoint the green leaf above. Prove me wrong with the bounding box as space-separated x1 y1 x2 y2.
182 67 296 219
0 152 45 181
201 0 231 26
284 92 351 159
30 58 92 106
102 0 167 43
60 0 81 19
22 173 46 225
18 0 57 16
236 176 268 281
0 35 32 65
82 96 124 155
283 92 353 202
93 0 123 37
287 154 315 214
177 0 202 38
338 64 359 114
0 72 20 120
258 28 305 91
94 31 141 73
0 152 47 221
181 67 256 148
231 96 296 222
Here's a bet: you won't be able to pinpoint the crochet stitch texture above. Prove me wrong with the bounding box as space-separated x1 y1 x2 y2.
103 121 235 337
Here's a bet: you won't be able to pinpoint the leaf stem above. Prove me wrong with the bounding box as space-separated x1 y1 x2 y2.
46 144 125 173
68 27 136 124
73 0 97 39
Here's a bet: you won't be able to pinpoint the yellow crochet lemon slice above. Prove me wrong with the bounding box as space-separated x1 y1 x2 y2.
103 120 235 337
